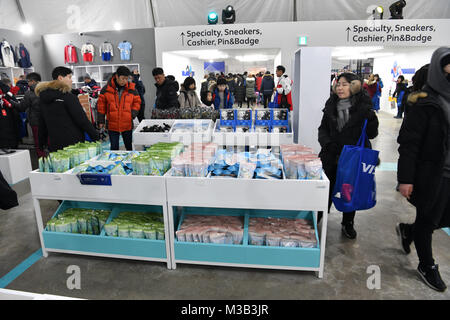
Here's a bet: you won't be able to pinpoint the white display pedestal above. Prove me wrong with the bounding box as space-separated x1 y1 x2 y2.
0 150 32 185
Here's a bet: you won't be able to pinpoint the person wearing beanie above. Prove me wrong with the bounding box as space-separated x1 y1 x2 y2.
212 77 234 110
318 72 379 239
179 77 201 109
396 47 450 293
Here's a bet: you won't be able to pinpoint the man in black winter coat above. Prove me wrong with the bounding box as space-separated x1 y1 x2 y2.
153 68 180 110
260 71 275 108
396 47 450 293
36 67 99 153
318 73 379 239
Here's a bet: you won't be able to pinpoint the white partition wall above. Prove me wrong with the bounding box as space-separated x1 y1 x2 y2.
293 48 332 153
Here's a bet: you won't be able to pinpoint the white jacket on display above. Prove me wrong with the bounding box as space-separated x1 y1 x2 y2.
0 41 16 68
81 43 95 55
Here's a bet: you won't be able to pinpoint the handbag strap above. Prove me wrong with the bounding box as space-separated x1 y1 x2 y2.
357 119 368 147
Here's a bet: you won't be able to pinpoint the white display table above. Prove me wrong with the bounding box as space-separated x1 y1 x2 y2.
0 150 32 185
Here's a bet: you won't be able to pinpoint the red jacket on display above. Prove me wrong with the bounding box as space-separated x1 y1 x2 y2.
64 45 78 64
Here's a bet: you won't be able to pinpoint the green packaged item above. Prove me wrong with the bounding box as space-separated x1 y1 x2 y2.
118 225 130 238
109 163 127 175
69 218 79 233
130 227 145 239
104 223 118 237
156 228 165 240
143 228 157 240
77 217 88 234
39 157 45 172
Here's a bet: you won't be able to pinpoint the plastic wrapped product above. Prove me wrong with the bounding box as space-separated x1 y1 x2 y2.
104 223 118 237
255 126 270 133
118 225 130 238
272 109 288 121
237 109 251 121
296 159 307 180
305 159 323 180
46 218 57 232
109 163 127 175
201 231 211 243
156 228 165 240
176 229 186 242
272 126 288 133
171 158 186 177
209 232 227 244
285 157 298 180
238 162 257 179
221 109 235 120
266 233 282 247
248 231 266 246
235 126 250 133
77 217 88 234
280 238 298 248
130 227 145 239
257 110 271 121
144 228 157 240
220 126 234 133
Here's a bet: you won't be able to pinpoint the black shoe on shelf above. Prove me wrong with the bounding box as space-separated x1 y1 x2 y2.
417 264 447 292
342 222 357 239
395 223 411 254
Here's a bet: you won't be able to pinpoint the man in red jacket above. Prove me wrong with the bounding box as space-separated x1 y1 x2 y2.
97 66 141 151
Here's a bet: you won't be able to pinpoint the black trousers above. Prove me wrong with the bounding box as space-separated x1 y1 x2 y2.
263 95 271 108
318 164 356 225
404 177 450 267
109 130 133 151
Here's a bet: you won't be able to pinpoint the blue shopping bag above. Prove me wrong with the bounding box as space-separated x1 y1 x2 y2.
332 120 379 212
268 92 279 108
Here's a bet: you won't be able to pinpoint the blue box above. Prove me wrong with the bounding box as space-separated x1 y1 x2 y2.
255 109 272 126
42 201 167 260
235 109 253 127
77 173 112 186
271 109 290 127
219 109 236 127
173 207 320 268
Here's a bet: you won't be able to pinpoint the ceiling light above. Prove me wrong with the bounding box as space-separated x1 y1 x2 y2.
373 6 384 19
20 23 33 35
389 0 406 19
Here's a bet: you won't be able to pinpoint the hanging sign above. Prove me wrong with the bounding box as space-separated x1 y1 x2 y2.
180 27 263 48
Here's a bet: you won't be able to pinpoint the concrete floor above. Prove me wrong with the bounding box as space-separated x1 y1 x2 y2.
0 111 449 300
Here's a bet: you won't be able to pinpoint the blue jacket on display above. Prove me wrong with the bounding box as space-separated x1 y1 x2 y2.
213 88 234 110
17 44 32 68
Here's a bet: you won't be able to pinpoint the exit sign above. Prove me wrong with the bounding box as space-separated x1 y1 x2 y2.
299 36 308 46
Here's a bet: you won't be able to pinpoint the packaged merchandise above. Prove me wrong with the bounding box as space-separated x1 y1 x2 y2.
248 217 317 248
236 109 252 121
176 215 244 245
272 109 289 121
104 211 164 240
46 207 111 236
272 126 288 133
238 162 257 179
221 109 235 121
219 126 234 133
235 126 250 133
140 123 171 133
305 159 323 180
254 126 270 133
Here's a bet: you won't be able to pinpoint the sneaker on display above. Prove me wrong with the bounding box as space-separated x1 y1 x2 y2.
417 264 447 292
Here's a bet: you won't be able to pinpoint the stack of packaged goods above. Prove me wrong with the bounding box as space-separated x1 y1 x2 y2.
210 148 283 179
96 151 140 162
46 208 111 235
171 121 211 134
71 162 133 175
131 142 184 176
104 211 165 240
248 217 317 248
176 215 244 245
171 143 218 177
281 144 323 180
39 141 103 173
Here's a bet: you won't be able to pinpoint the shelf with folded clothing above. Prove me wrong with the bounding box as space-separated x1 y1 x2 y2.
0 66 34 85
69 64 140 85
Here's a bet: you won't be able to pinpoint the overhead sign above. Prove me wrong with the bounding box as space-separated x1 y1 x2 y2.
180 27 263 48
346 22 437 45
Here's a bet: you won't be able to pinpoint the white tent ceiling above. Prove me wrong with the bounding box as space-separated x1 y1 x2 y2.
0 0 449 35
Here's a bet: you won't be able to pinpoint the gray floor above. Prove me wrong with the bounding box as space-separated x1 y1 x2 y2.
0 111 449 300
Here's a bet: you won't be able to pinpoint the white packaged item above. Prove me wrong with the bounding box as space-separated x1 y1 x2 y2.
305 159 323 180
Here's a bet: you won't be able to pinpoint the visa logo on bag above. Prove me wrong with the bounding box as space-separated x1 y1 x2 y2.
362 162 376 175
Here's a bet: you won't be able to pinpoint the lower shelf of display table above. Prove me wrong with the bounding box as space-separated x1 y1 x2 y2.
42 201 168 261
172 207 321 269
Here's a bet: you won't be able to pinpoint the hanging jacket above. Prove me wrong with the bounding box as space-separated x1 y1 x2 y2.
213 88 234 110
64 45 78 64
17 44 32 68
0 41 17 68
0 90 21 149
36 80 99 152
81 43 95 62
277 75 293 111
97 77 141 132
100 42 114 61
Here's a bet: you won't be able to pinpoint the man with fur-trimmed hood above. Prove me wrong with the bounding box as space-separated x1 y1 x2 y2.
396 47 450 293
36 66 99 152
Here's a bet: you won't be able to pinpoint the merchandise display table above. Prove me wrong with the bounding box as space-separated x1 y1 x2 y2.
29 170 172 268
0 150 32 185
212 120 294 147
165 171 329 278
132 119 214 150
